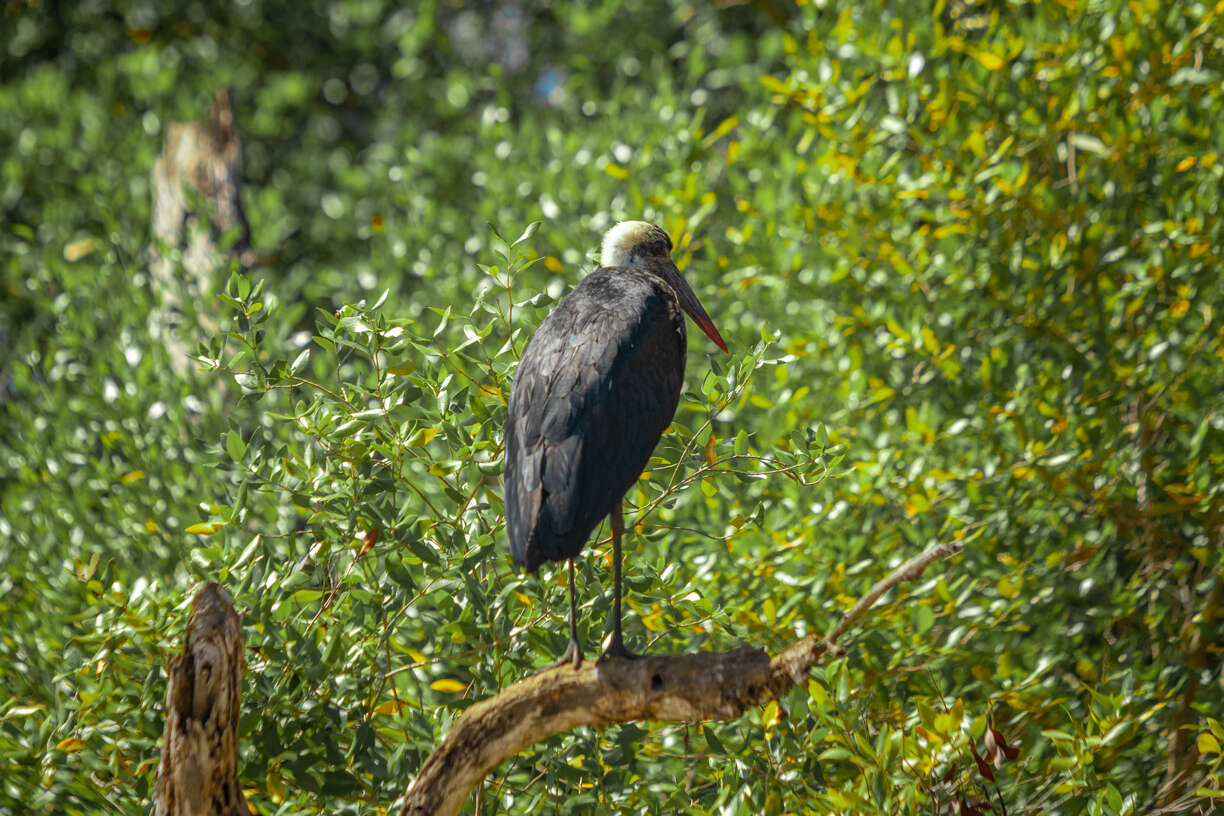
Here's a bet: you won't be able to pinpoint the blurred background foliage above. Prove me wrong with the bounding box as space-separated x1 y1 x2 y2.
2 0 1223 814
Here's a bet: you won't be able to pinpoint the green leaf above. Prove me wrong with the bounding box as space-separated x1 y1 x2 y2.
734 429 749 456
511 221 541 247
910 604 935 635
226 431 246 463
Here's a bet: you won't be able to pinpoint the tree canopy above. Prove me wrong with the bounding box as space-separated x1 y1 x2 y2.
2 1 1222 814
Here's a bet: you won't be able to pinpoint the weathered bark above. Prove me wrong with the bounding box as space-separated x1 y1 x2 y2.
149 89 253 370
153 582 249 816
400 647 770 816
400 541 961 816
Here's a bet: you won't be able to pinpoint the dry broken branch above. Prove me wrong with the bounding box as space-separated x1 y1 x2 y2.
400 541 961 816
149 89 253 372
153 582 249 816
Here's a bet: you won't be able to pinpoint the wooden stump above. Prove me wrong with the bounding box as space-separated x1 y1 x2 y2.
153 582 249 816
149 89 254 371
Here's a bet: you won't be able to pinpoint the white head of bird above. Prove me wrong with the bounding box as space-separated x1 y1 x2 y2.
599 221 729 353
600 220 673 269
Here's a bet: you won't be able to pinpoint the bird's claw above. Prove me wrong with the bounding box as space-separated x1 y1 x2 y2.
598 639 639 663
552 638 584 670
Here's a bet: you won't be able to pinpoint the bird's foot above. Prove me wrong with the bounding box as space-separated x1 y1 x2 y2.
551 637 584 670
598 638 639 663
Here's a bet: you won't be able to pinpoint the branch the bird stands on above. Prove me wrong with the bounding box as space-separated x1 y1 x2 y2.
400 541 961 816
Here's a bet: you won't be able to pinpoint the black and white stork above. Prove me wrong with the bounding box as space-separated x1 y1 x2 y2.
504 221 728 666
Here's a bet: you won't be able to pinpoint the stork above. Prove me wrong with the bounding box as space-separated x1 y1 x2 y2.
504 221 728 666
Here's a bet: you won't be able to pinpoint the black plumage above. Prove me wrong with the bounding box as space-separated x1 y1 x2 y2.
503 221 727 666
505 268 685 572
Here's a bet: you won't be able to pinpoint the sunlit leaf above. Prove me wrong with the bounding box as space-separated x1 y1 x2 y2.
430 679 467 693
185 521 225 535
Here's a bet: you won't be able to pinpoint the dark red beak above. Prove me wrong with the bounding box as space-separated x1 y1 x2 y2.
669 262 729 353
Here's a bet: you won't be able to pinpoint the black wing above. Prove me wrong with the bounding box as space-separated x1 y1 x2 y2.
505 268 686 572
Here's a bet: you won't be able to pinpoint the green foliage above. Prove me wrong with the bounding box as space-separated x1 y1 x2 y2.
189 231 830 811
2 1 1223 815
733 0 1224 810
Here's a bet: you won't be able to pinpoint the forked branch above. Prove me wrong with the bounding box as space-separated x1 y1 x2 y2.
399 541 962 816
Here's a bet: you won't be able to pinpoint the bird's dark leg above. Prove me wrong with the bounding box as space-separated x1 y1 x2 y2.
601 501 638 661
552 558 583 669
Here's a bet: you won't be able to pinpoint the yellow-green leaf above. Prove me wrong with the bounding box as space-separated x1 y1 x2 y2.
707 115 739 142
64 238 98 261
760 700 780 731
1197 732 1221 755
407 427 439 447
974 50 1005 71
885 318 912 343
964 130 986 159
430 679 467 693
760 75 789 94
186 521 225 535
905 493 930 516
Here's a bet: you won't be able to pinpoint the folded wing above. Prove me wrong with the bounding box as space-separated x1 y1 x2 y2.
505 268 687 572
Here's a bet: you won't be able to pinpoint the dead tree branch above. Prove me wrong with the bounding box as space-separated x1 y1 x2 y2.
149 89 254 372
400 541 961 816
153 582 249 816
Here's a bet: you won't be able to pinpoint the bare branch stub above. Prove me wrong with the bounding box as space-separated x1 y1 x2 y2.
151 88 252 278
153 582 249 816
401 540 962 816
149 89 254 371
